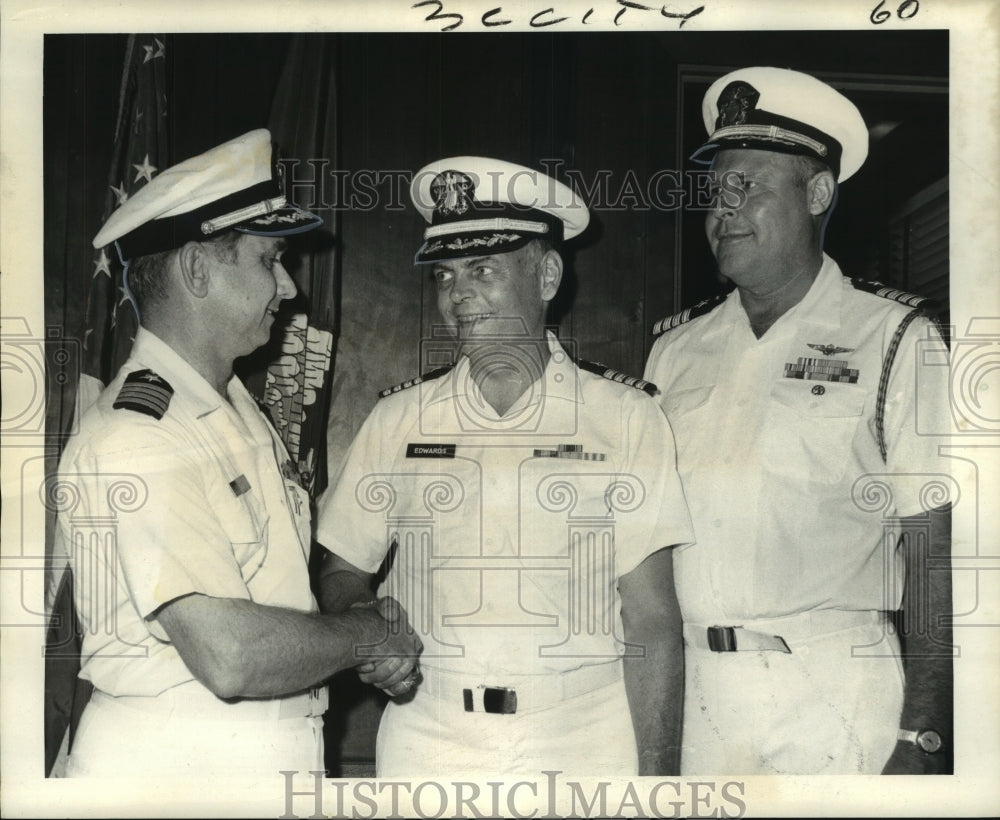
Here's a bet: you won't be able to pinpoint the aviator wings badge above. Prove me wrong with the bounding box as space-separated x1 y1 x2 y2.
807 343 855 357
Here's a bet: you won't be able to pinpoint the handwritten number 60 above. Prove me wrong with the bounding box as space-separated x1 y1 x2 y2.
871 0 919 24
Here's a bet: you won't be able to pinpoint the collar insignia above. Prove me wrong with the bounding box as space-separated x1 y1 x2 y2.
807 343 855 357
281 459 303 486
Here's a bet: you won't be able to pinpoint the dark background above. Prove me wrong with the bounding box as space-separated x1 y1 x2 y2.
44 29 949 775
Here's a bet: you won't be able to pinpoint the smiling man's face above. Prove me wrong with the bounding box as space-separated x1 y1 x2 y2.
431 243 555 347
208 234 295 358
706 149 819 293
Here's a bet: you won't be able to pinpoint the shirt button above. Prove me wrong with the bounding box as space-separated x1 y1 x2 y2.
712 519 723 528
811 384 826 396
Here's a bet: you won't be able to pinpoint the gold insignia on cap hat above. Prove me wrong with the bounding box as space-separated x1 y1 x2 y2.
430 170 476 216
93 129 323 260
410 156 590 264
691 67 869 182
717 81 760 128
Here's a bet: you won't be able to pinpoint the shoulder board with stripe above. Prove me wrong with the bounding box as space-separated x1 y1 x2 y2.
651 293 727 336
849 278 937 311
575 359 658 397
112 369 174 420
378 365 453 400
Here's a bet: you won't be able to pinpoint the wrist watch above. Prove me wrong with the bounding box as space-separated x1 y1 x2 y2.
897 728 944 753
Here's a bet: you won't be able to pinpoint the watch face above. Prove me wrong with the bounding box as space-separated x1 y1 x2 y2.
917 730 943 753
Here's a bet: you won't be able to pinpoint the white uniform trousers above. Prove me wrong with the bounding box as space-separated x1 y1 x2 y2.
66 688 325 778
376 668 638 777
681 611 904 774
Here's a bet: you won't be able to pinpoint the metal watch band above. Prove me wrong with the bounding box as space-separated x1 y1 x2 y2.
897 728 944 753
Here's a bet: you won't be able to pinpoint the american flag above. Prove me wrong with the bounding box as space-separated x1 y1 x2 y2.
79 34 169 410
45 34 169 777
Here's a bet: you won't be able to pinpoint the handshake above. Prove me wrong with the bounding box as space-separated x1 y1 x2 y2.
349 597 424 699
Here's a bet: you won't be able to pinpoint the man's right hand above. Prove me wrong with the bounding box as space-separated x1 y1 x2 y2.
353 596 424 697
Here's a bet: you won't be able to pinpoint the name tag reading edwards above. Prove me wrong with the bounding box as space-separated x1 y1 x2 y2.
406 443 457 458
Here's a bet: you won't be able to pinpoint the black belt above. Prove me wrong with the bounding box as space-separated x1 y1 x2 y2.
686 612 880 654
708 626 740 651
685 624 791 653
421 662 624 714
464 686 518 714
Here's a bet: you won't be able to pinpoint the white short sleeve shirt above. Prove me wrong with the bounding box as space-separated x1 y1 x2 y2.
56 328 316 697
317 333 694 678
644 255 952 623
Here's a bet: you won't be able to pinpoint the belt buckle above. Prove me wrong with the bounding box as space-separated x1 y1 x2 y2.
464 686 517 714
707 626 737 652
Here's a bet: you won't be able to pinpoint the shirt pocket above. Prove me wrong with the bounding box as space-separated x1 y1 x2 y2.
216 490 271 582
659 385 715 444
764 380 867 483
662 385 714 416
